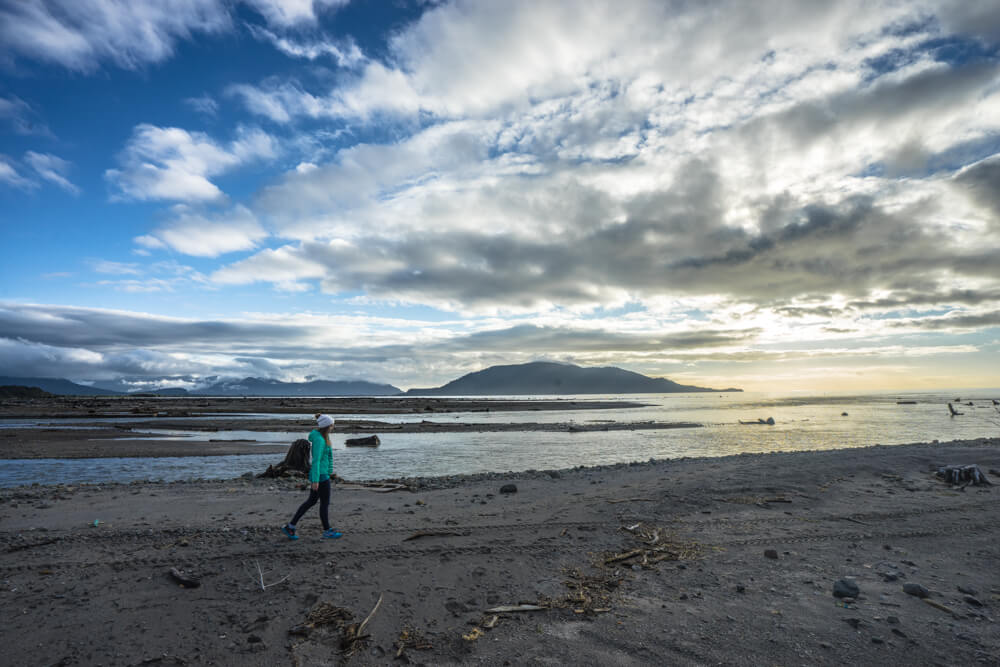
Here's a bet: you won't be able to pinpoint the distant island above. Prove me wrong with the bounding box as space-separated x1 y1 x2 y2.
405 361 741 395
0 376 401 397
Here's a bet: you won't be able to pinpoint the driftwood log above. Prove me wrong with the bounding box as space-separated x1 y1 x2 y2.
258 438 311 478
345 435 380 447
936 464 992 486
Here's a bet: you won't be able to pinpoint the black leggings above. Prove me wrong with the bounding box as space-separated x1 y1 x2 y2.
290 479 331 530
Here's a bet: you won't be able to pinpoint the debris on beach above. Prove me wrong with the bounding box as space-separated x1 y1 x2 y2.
257 438 310 478
168 566 200 588
935 464 992 486
394 627 432 659
948 403 964 416
739 417 775 425
345 434 380 447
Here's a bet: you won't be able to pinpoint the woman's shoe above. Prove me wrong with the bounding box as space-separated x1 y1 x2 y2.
282 524 299 540
322 529 343 539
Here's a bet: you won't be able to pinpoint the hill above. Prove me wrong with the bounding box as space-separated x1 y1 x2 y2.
0 377 121 396
405 361 741 395
193 377 401 397
0 385 56 399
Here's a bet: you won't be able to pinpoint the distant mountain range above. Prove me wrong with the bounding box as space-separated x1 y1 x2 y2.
405 361 741 395
1 363 739 397
0 376 401 397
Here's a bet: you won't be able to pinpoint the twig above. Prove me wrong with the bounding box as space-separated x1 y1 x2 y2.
403 529 466 541
606 497 656 504
254 559 290 590
356 593 384 638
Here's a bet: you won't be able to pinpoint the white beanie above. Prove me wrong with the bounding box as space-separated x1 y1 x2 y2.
316 414 334 429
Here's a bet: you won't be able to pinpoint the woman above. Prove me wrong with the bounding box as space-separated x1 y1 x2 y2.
281 414 342 540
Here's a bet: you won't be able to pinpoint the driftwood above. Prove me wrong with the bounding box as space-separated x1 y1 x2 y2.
936 464 991 486
948 403 964 416
739 417 775 425
258 438 311 478
403 529 467 541
345 435 380 447
485 604 546 613
168 567 200 588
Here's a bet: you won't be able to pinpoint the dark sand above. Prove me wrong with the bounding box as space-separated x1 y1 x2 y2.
2 437 998 666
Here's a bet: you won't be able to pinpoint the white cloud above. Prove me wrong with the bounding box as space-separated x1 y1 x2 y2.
106 124 277 202
246 23 363 65
24 151 79 194
243 0 349 28
184 94 219 116
0 0 231 71
0 157 37 190
138 204 269 257
0 95 52 136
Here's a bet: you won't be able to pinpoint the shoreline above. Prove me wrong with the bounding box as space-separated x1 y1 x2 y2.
1 438 998 665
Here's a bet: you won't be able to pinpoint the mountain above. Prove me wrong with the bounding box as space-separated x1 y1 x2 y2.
0 376 401 397
0 376 122 396
405 361 742 395
194 377 402 396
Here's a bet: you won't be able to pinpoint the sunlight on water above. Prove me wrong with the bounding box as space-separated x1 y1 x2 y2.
1 390 996 486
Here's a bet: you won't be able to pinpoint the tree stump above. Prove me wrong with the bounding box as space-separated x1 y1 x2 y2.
258 439 311 478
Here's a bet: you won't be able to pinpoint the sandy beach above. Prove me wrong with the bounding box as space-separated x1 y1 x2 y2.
2 436 998 666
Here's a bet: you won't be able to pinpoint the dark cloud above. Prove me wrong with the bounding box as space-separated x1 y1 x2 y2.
889 312 1000 330
955 156 1000 228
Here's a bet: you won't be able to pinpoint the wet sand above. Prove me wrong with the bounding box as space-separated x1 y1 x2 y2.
1 437 998 666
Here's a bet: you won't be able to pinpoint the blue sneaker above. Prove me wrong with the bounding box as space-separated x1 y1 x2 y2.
322 529 343 539
282 524 299 540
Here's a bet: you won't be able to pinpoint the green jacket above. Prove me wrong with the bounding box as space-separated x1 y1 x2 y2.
308 429 334 482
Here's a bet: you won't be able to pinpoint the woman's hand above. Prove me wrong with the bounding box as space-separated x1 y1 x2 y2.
311 482 319 491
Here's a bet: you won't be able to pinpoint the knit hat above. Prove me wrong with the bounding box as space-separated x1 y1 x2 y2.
316 414 334 429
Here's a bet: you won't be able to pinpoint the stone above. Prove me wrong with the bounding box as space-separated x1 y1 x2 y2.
963 596 983 607
833 578 860 598
764 549 779 560
499 484 517 494
902 583 929 598
886 616 900 625
957 585 977 595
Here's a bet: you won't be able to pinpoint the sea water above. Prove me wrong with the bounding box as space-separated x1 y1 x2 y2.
1 390 997 487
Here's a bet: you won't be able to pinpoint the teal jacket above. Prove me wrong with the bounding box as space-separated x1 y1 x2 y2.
308 429 334 483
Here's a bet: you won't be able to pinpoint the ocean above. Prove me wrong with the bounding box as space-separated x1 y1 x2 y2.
1 389 997 487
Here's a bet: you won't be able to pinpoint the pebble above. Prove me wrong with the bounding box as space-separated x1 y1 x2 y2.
499 484 517 494
764 549 779 560
833 578 860 598
902 583 930 599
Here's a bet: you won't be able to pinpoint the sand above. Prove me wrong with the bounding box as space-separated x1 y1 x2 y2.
2 437 999 666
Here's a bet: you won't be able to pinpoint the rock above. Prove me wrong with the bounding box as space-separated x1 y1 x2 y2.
763 549 779 560
735 584 746 594
871 637 884 645
902 583 929 598
844 618 864 629
957 585 978 595
963 596 983 607
891 628 907 638
499 484 517 494
886 616 900 625
833 578 860 598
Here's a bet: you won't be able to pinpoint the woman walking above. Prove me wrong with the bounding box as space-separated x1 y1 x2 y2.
282 414 342 540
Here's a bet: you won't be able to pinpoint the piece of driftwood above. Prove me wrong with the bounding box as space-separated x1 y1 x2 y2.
258 438 311 478
923 598 961 618
604 548 644 565
403 529 466 541
948 403 964 416
337 482 410 493
6 537 60 553
936 464 992 486
606 497 656 504
345 435 380 447
739 417 775 425
168 567 200 588
485 604 546 613
254 560 290 590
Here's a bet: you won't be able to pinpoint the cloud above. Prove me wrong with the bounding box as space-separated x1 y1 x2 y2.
0 157 37 190
0 95 52 136
138 204 269 257
24 151 79 194
242 0 349 28
246 23 363 66
106 124 277 202
0 0 231 71
183 94 219 116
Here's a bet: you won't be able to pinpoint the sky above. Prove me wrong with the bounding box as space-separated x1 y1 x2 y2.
1 0 999 393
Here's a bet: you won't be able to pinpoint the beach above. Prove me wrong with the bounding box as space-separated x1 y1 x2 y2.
2 436 998 666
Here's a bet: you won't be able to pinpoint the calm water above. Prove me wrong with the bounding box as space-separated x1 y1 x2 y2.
1 390 997 487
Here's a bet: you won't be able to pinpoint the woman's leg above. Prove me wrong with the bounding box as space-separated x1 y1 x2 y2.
290 488 319 526
318 479 331 531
